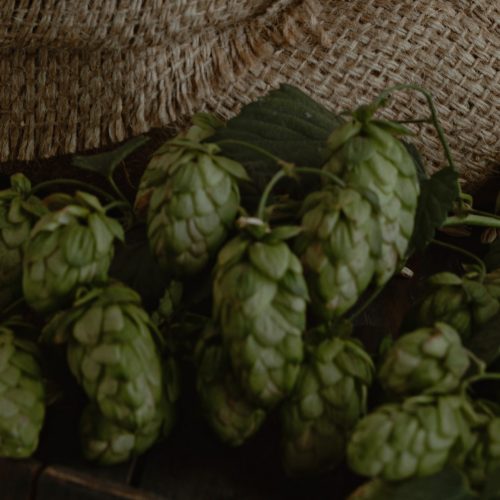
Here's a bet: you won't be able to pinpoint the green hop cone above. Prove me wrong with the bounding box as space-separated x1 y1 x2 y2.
464 417 500 487
195 324 266 446
0 173 47 310
43 282 168 433
324 109 419 284
378 322 470 397
295 185 381 320
347 395 472 481
281 331 374 476
213 224 308 408
23 192 124 314
0 326 45 458
140 122 249 277
404 272 500 340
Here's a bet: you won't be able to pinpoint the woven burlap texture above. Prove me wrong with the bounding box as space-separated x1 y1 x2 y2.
1 0 498 187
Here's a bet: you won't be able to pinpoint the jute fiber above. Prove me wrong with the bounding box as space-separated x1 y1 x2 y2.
1 0 498 187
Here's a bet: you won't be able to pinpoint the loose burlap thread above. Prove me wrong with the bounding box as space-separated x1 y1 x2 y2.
0 0 498 187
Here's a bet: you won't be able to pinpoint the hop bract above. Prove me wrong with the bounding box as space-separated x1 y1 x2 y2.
324 111 419 285
0 174 46 310
378 322 470 397
0 326 45 458
195 325 266 446
347 395 471 481
281 333 373 476
213 224 308 408
141 132 249 277
80 404 165 465
23 192 124 314
296 186 381 320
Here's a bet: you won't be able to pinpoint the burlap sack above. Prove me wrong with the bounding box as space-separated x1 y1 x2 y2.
1 0 498 187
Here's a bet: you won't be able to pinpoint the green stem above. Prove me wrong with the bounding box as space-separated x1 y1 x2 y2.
443 214 500 229
0 297 25 318
107 175 131 206
216 139 291 167
469 209 500 221
257 170 287 220
104 200 133 213
376 84 456 170
466 372 500 387
295 167 346 188
348 285 385 321
256 166 347 221
31 179 115 202
430 239 486 281
375 84 463 209
466 349 487 376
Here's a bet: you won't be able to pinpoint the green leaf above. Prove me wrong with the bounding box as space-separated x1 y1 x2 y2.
109 224 170 311
408 167 460 254
72 136 150 178
485 239 500 272
348 467 477 500
211 84 342 193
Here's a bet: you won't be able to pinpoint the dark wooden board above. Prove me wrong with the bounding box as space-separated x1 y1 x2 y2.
0 458 42 500
35 466 161 500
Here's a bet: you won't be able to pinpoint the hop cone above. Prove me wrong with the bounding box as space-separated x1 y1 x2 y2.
378 322 470 397
281 332 374 476
347 395 471 481
464 417 500 487
43 282 170 433
195 325 266 446
23 192 124 314
141 126 249 276
324 112 419 284
404 272 500 340
213 227 308 408
0 326 45 458
0 174 46 310
295 186 381 320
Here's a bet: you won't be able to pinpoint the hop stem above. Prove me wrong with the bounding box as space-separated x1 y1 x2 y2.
430 239 486 281
443 214 500 229
216 139 288 167
374 83 464 210
257 167 346 221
